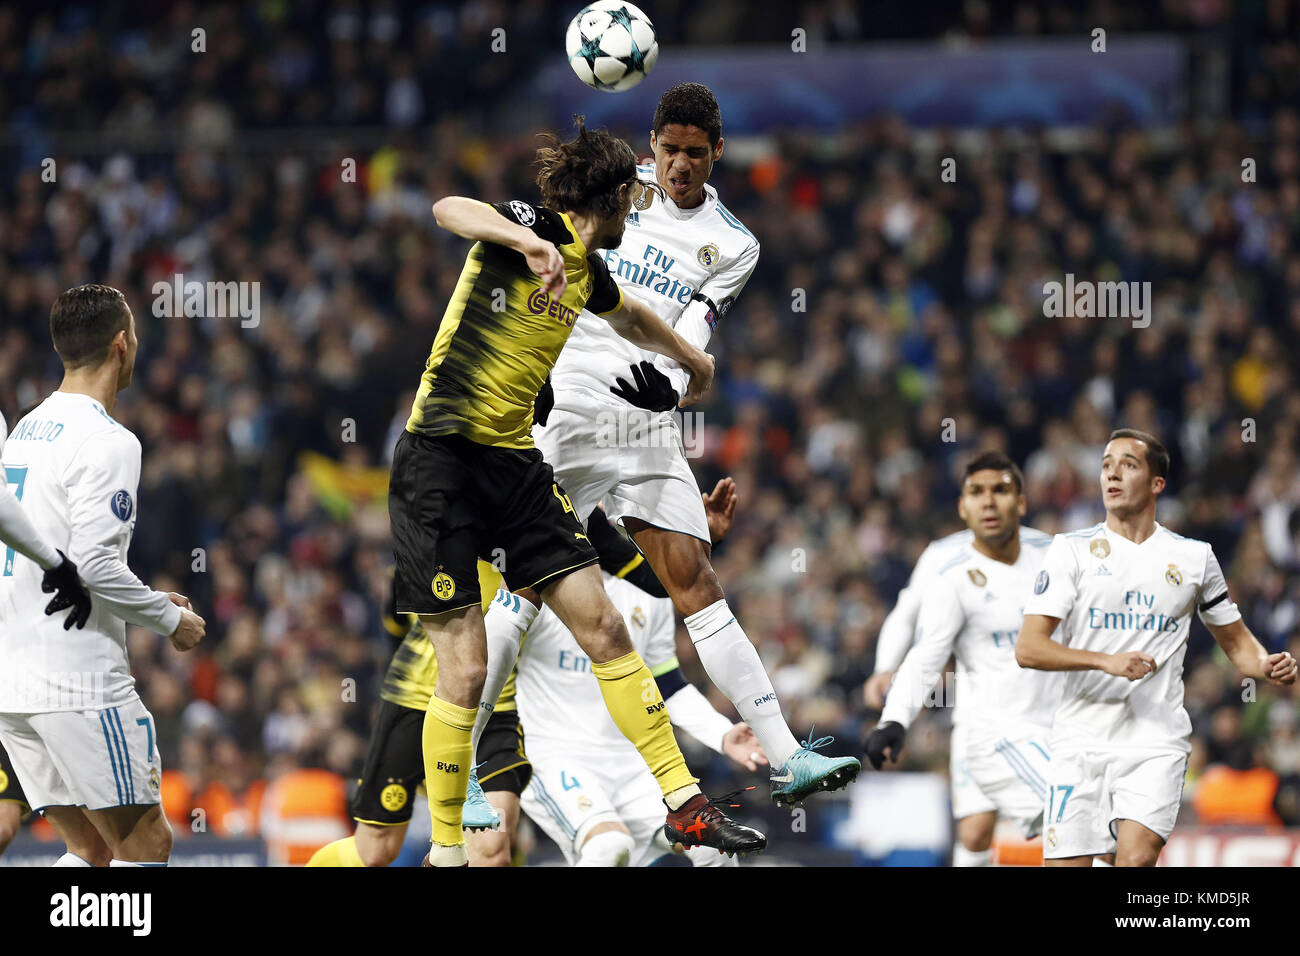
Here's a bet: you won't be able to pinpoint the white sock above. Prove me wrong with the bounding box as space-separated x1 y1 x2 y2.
952 844 993 867
684 599 800 769
471 590 539 754
575 829 635 867
53 852 93 867
110 859 167 867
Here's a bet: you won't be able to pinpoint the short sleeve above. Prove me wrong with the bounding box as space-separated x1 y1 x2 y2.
584 253 623 315
1022 535 1080 620
1197 546 1242 627
488 200 572 245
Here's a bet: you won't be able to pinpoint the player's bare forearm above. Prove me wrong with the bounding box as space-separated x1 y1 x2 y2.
1015 615 1108 671
431 197 535 251
1208 618 1296 683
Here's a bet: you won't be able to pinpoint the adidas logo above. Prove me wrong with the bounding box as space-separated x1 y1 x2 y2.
1095 564 1111 576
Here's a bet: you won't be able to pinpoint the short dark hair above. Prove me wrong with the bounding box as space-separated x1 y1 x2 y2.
1108 428 1170 478
50 284 130 368
963 450 1025 494
535 115 637 220
653 82 722 146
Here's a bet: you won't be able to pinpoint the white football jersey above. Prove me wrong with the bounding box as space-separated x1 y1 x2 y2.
874 527 1052 672
882 532 1060 751
550 163 759 407
515 572 676 756
0 392 180 713
1024 522 1241 754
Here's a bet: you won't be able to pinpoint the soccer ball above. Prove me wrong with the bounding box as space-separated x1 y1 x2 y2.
565 2 659 93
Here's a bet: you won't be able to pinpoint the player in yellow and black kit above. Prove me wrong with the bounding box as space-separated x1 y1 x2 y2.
309 512 678 868
0 741 32 857
387 118 765 866
308 563 526 867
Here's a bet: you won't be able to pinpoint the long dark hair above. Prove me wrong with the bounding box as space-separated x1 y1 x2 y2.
535 115 637 219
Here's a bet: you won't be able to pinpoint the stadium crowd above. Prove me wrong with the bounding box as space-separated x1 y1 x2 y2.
1 0 1299 846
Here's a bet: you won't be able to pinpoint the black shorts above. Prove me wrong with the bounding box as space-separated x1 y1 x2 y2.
476 710 531 796
0 741 31 817
389 431 598 615
351 700 532 826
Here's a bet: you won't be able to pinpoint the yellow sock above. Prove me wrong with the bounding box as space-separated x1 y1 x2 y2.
592 650 697 800
423 694 476 847
306 835 365 867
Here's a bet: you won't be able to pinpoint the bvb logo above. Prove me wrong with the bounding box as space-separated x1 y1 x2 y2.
697 243 720 267
433 572 457 601
967 569 987 587
1165 564 1183 586
381 783 408 812
1090 539 1110 559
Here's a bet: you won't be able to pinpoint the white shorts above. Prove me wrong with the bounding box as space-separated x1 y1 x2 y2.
963 735 1051 835
1041 749 1188 860
950 722 995 820
0 698 162 811
521 747 731 867
534 399 710 543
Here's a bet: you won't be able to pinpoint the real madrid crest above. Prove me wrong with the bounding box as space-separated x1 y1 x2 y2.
697 243 720 267
1165 564 1182 586
967 568 987 587
631 606 647 628
1090 538 1110 559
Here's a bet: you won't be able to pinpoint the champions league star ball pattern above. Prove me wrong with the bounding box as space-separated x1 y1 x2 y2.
565 2 659 92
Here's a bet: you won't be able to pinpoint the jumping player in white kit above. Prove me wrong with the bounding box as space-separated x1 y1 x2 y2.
865 452 1057 866
518 490 766 866
1017 429 1297 866
0 285 207 867
469 83 858 810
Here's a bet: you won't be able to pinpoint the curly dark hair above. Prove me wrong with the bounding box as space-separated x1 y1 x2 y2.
653 82 722 146
50 283 130 368
535 115 637 220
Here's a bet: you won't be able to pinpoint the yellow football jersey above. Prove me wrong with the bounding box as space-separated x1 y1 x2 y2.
406 200 623 448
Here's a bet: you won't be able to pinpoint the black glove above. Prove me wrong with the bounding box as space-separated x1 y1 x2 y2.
534 376 555 427
610 360 679 412
864 721 906 771
42 550 92 631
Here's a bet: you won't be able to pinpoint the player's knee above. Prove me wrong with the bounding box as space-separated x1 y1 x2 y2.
575 827 635 867
146 814 174 861
354 824 404 867
0 818 19 852
1115 846 1159 868
469 832 512 867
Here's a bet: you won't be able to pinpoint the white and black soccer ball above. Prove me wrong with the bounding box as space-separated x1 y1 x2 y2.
565 1 659 93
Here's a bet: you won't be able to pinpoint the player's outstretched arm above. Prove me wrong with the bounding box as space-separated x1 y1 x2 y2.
602 296 714 404
430 197 565 296
1015 614 1154 679
1208 619 1297 686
